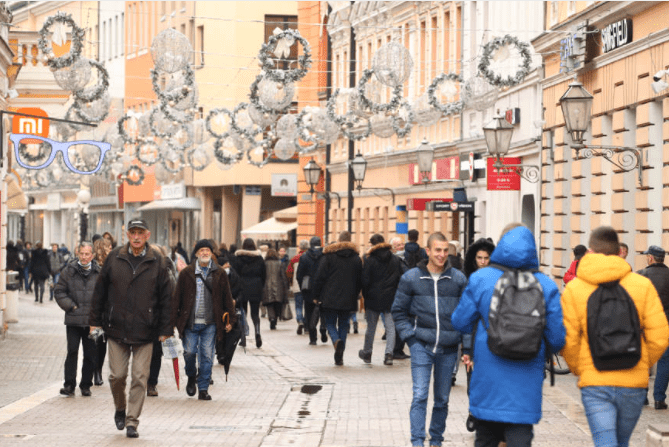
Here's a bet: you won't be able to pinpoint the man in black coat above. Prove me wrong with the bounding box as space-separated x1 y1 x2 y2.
296 236 325 345
638 245 669 409
89 219 174 439
55 242 99 397
312 231 363 366
360 234 405 366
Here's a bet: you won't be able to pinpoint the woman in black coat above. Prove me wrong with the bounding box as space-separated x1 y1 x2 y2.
29 242 52 303
231 238 266 348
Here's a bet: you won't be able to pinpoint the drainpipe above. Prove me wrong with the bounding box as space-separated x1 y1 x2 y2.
324 3 332 242
347 5 356 234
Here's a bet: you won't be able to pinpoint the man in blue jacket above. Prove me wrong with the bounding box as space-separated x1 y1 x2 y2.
392 232 468 447
451 223 565 447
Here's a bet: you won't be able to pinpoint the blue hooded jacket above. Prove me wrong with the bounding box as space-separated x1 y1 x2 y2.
451 226 565 425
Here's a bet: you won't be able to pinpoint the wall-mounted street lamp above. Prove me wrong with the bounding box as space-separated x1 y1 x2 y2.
349 152 395 204
483 114 540 183
303 157 321 194
415 138 465 186
559 81 642 184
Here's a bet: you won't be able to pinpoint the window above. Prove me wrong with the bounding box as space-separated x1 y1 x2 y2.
264 15 298 70
196 25 204 66
120 13 124 56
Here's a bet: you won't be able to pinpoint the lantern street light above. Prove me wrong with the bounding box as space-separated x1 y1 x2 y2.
483 114 539 183
416 138 434 183
303 157 321 194
348 152 395 204
559 81 642 185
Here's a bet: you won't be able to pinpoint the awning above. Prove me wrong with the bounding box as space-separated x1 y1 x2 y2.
273 205 297 220
6 172 27 211
138 197 201 212
241 217 297 241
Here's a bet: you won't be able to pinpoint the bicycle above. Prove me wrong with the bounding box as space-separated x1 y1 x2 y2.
545 352 570 375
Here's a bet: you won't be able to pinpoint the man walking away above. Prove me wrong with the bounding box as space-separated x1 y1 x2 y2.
452 224 565 447
404 229 427 269
312 231 362 365
89 219 174 439
392 232 468 447
296 237 325 345
637 245 669 409
174 239 236 401
360 234 405 365
562 226 669 447
55 242 100 397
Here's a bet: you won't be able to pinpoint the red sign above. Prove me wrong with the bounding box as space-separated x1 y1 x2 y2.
487 157 521 191
406 198 452 211
409 156 460 185
12 108 50 143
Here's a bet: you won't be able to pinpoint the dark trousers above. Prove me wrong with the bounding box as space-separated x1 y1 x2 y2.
64 325 96 389
148 340 163 386
474 419 533 447
394 331 406 355
33 278 45 303
240 300 261 334
304 299 326 343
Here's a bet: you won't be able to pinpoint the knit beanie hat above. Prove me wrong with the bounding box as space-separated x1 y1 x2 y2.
193 239 215 255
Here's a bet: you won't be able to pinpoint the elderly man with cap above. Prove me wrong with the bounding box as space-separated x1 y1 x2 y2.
174 239 236 401
89 219 174 439
296 236 326 345
638 244 669 409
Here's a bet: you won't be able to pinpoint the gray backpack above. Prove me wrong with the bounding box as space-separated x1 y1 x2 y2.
487 263 546 360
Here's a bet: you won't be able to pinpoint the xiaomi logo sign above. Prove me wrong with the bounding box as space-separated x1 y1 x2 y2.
12 108 50 143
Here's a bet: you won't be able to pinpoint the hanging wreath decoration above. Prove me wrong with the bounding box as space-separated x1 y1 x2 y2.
151 65 195 105
249 74 292 115
427 73 465 116
72 95 110 123
246 146 272 168
356 69 403 114
165 123 193 152
38 12 85 70
73 60 110 103
205 107 236 139
186 147 210 172
17 141 51 164
159 141 186 173
295 108 318 153
258 28 312 84
125 165 145 186
118 113 141 144
35 169 52 188
478 34 533 88
213 136 244 165
230 102 262 143
392 101 415 138
326 88 372 141
135 140 160 166
149 107 184 138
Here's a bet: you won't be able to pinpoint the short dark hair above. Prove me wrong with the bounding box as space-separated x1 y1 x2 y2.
242 238 256 251
338 231 352 242
426 232 448 249
620 242 629 251
370 234 384 246
408 229 419 242
589 226 620 255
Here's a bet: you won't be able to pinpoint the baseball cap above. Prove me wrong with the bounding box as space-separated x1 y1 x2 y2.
127 219 149 231
643 245 665 257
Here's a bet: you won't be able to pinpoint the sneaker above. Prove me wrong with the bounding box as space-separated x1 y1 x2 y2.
59 385 74 397
147 385 158 397
297 324 304 335
358 350 371 364
114 409 126 430
655 400 668 410
384 353 393 365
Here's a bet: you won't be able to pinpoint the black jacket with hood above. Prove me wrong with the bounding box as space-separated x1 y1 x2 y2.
312 242 363 312
362 243 405 312
231 249 266 303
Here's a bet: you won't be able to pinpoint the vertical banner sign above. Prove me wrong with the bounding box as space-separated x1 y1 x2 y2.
487 157 521 191
396 205 408 235
12 108 50 143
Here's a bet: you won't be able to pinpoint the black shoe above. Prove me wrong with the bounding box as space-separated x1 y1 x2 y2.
297 324 304 335
80 387 92 397
393 351 410 360
94 370 104 386
186 376 197 397
645 397 650 406
239 337 247 348
114 409 126 430
321 331 328 343
270 319 277 330
358 350 371 364
451 375 457 386
334 340 344 366
384 353 393 365
210 378 214 385
256 333 262 348
466 413 477 432
59 385 74 396
309 340 317 346
353 322 358 334
656 400 668 410
126 426 139 438
147 384 158 397
198 390 212 400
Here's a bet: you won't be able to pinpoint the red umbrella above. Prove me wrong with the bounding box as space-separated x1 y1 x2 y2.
161 336 182 390
172 358 180 390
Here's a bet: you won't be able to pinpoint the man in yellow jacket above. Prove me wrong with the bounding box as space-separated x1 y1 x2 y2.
562 226 669 447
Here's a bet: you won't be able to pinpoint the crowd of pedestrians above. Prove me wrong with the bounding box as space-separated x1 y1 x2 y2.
10 218 669 447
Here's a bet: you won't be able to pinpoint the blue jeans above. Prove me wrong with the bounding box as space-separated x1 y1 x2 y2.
23 265 30 290
294 292 305 324
654 347 669 402
183 323 216 392
323 310 350 347
581 386 646 447
49 272 60 300
408 341 458 447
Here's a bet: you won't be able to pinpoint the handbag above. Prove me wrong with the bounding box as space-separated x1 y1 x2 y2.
281 301 293 321
300 275 311 292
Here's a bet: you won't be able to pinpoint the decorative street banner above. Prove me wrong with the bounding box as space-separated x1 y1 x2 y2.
409 156 459 185
487 157 521 191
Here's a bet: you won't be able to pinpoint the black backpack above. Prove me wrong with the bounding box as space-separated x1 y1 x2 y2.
487 264 546 360
404 249 422 269
587 281 642 371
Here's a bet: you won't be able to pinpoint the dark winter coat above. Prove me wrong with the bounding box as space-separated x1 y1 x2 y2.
232 249 266 303
173 262 236 342
89 243 174 344
362 243 405 312
463 238 496 278
29 248 51 280
403 241 427 269
638 262 669 321
312 242 363 312
296 247 323 301
6 243 20 272
392 260 468 353
55 260 100 327
263 257 288 305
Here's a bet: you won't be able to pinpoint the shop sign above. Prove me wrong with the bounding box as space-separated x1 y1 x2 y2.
161 183 185 200
409 156 459 185
459 153 486 181
601 19 632 53
430 201 475 213
487 157 521 191
12 108 49 143
271 173 297 197
406 198 451 211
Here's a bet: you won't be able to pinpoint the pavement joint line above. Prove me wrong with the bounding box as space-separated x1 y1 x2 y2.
0 382 61 425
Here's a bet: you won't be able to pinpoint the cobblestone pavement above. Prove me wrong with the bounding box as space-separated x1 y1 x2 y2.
0 289 662 446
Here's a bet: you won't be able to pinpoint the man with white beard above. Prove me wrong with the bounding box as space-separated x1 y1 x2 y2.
173 240 236 401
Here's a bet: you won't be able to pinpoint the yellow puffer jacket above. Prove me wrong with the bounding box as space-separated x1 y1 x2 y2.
562 253 669 388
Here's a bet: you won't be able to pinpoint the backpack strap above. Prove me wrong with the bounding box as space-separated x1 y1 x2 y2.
489 263 539 274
